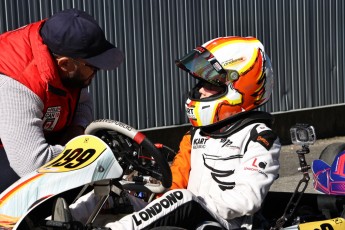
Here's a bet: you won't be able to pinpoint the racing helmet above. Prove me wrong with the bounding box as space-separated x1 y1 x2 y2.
175 36 274 127
312 151 345 195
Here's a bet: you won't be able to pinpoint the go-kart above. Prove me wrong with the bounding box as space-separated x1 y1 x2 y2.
0 119 175 229
1 121 345 230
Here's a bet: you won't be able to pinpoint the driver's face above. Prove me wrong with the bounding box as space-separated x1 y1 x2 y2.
199 82 224 99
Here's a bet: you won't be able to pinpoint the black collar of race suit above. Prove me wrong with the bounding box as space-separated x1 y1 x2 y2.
199 110 274 138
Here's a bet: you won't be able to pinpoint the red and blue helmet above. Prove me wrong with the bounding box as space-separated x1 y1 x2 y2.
312 151 345 195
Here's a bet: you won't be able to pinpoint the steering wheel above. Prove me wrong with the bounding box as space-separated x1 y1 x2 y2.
85 119 172 194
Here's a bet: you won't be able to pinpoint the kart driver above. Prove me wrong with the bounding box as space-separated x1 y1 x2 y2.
0 9 124 193
69 36 280 230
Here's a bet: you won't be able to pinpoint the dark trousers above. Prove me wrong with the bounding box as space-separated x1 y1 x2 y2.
0 147 20 193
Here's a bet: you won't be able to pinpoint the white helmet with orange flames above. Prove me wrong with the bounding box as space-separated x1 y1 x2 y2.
175 36 273 127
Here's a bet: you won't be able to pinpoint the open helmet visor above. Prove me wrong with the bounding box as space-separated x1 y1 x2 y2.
175 47 239 86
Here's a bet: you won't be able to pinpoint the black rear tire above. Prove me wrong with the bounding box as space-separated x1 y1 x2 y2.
319 142 345 165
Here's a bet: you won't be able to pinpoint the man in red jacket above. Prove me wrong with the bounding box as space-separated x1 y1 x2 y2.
0 8 124 193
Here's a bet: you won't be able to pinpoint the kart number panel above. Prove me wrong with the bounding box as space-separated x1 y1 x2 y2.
38 135 107 173
299 217 345 230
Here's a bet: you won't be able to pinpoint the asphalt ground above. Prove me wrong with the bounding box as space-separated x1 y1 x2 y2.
269 135 345 194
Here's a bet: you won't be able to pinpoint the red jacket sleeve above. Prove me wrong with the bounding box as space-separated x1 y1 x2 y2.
170 132 192 190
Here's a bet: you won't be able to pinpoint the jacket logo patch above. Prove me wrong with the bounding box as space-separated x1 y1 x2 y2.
193 138 209 149
43 106 61 131
220 139 233 148
244 158 268 177
251 158 267 169
257 135 270 147
252 130 277 150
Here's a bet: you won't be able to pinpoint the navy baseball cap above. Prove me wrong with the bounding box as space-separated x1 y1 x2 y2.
40 8 124 70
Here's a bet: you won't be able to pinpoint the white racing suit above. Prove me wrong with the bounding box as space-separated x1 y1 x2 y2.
71 111 281 229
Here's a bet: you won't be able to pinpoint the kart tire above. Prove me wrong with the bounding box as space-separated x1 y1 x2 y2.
319 142 345 165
